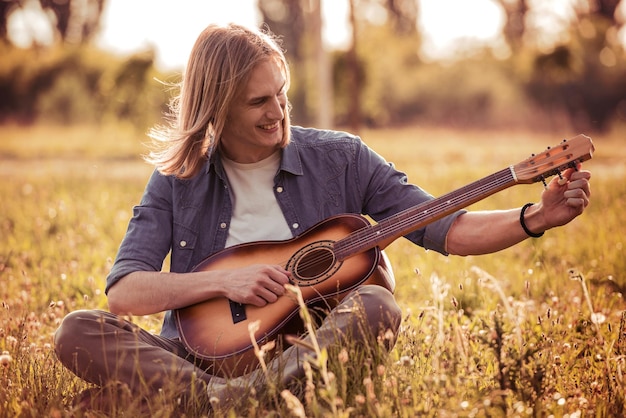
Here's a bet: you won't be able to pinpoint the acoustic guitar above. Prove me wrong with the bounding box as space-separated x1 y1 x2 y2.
175 134 594 377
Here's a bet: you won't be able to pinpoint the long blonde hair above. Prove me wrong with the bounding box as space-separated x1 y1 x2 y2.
146 24 291 179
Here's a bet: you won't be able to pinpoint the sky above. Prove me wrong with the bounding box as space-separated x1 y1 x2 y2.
93 0 506 70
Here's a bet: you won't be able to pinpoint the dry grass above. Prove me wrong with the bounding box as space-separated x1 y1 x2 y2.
0 123 625 417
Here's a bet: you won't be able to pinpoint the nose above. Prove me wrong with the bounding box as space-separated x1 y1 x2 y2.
267 95 285 120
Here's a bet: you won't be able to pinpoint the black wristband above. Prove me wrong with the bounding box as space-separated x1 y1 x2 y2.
520 203 544 238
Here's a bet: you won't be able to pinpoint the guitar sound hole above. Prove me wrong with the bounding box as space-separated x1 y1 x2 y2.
294 248 335 281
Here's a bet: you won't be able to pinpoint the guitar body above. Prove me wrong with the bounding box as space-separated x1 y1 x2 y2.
175 213 395 377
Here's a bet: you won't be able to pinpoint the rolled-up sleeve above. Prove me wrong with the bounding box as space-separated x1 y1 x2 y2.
105 170 174 293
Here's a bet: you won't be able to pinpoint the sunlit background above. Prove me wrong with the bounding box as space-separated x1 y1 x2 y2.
10 0 623 67
1 0 626 133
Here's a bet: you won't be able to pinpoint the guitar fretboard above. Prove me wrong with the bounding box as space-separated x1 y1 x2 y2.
333 167 516 259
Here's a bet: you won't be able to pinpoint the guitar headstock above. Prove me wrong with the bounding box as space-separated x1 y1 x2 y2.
512 134 594 184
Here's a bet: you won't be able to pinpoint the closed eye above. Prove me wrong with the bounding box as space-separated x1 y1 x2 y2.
248 83 287 107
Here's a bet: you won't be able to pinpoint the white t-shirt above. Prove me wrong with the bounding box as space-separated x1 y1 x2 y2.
222 151 293 248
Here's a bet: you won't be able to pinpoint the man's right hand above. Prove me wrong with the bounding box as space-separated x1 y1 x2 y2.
219 264 291 306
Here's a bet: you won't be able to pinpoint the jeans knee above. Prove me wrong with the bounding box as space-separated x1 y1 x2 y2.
352 285 401 333
54 310 102 363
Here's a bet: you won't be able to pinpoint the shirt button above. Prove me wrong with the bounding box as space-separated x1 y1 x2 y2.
220 222 227 229
276 186 283 193
292 223 299 230
180 240 187 247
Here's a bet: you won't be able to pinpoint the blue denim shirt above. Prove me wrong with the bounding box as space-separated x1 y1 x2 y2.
106 126 465 338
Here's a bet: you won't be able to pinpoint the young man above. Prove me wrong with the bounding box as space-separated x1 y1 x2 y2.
54 23 591 412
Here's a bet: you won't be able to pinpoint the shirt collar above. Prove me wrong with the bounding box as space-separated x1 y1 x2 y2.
204 133 304 177
279 139 303 176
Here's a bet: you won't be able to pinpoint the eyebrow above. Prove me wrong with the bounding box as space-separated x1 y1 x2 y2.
247 81 287 103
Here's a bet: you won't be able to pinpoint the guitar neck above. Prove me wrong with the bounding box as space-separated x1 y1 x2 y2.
334 166 517 259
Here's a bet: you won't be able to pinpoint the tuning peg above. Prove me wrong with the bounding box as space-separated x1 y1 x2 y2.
568 161 579 171
557 170 567 185
540 176 548 189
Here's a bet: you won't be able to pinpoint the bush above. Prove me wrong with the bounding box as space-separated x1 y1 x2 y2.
0 44 171 130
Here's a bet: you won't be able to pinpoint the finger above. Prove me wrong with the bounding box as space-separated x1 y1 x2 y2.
555 168 591 189
266 266 291 285
258 287 280 304
564 189 589 208
568 170 591 183
269 282 285 296
567 178 591 199
567 198 587 212
261 274 286 296
246 293 272 307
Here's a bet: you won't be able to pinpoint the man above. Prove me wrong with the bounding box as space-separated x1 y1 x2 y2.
54 23 591 413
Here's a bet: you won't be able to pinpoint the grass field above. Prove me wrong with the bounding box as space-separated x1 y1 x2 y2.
0 123 625 417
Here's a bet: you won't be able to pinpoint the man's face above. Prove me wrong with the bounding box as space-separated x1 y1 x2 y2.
220 58 288 163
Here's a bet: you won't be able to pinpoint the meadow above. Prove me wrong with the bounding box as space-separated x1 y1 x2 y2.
0 123 625 417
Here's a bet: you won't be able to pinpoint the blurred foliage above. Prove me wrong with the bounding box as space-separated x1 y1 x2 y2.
0 0 624 133
526 15 626 133
329 3 626 132
0 43 170 130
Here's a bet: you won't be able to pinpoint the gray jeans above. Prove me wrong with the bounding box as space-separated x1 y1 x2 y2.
54 285 401 402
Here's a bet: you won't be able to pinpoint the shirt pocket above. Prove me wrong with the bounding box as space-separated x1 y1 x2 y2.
171 223 198 273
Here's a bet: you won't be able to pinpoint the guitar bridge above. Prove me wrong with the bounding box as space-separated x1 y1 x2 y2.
229 299 247 324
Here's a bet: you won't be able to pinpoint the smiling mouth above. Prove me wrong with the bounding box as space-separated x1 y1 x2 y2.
259 122 280 131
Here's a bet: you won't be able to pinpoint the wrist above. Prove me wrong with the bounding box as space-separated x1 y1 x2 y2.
520 203 545 238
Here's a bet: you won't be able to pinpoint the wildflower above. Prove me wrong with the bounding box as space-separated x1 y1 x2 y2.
248 319 260 335
281 389 306 418
377 364 385 376
383 328 395 341
337 348 349 364
0 351 12 367
363 377 376 400
258 340 276 360
398 355 414 366
591 312 606 324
